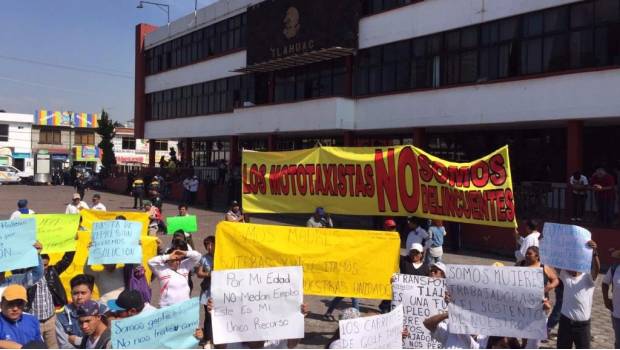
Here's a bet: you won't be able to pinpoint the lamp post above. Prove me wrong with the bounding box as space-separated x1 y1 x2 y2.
137 1 170 26
67 111 74 169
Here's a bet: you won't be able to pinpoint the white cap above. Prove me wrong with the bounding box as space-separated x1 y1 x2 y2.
431 261 447 274
409 243 424 253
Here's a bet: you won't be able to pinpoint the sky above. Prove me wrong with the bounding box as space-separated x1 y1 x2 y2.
0 0 217 124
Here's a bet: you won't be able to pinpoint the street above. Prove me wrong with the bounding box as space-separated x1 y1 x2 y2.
0 184 615 348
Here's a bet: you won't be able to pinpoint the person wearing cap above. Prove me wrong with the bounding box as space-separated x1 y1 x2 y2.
131 176 145 209
400 243 430 276
0 243 44 290
307 207 333 228
427 219 447 264
106 289 156 320
405 217 430 256
603 249 620 348
65 193 89 214
429 261 447 279
0 284 43 348
9 199 35 220
225 201 245 222
90 194 106 211
383 218 397 231
75 300 110 349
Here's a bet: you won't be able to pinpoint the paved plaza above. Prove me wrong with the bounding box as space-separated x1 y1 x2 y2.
0 184 614 348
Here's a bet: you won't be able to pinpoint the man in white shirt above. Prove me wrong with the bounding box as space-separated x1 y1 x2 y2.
306 207 333 228
405 216 430 253
9 199 35 220
514 219 540 264
424 312 482 349
569 171 589 221
603 250 620 348
65 193 89 214
558 240 600 349
90 194 106 211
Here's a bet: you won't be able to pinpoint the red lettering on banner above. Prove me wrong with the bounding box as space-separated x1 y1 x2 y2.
364 165 375 197
428 186 439 215
242 163 251 194
505 189 515 221
258 164 267 194
296 165 307 195
280 165 290 195
374 149 399 212
345 165 356 197
486 190 497 221
355 165 366 197
489 154 507 186
397 146 419 213
418 154 433 182
337 165 347 196
471 161 490 188
269 165 280 195
287 164 297 195
432 161 448 184
495 190 506 221
421 184 429 213
315 165 325 195
305 164 316 195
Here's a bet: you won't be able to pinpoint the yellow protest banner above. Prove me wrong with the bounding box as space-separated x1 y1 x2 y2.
23 214 80 254
80 210 150 236
242 145 516 228
214 222 400 299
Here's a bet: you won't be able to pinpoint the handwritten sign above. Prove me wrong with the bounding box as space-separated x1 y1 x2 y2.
211 266 304 345
166 215 198 234
111 297 199 349
214 222 400 299
540 223 592 273
88 221 142 265
23 214 79 253
0 219 38 271
446 265 546 339
80 210 150 236
392 274 446 348
339 305 403 349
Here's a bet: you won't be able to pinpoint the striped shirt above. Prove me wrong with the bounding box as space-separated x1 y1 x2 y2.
31 276 54 321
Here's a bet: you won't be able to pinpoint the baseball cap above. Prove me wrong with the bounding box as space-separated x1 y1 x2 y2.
315 207 325 216
231 200 239 206
17 199 28 208
76 300 101 317
72 193 81 200
107 290 144 312
143 200 152 206
409 243 424 253
430 261 447 274
383 219 397 228
2 284 27 302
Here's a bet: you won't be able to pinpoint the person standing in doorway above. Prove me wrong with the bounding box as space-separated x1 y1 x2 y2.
569 171 589 222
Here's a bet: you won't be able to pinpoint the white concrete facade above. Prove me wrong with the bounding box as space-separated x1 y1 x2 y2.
0 112 34 175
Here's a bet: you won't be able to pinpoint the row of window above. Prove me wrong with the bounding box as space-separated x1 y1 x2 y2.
146 74 255 120
362 0 422 16
146 13 246 75
274 59 347 103
356 0 620 95
38 130 95 145
0 124 8 142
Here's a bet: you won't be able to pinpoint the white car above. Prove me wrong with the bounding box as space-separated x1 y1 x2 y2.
0 165 26 184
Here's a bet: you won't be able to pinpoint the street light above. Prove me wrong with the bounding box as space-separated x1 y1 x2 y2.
137 1 170 26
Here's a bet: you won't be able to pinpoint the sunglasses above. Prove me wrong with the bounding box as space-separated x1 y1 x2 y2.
5 300 26 309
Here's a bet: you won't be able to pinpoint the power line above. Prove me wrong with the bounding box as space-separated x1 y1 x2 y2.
0 76 100 96
0 55 134 79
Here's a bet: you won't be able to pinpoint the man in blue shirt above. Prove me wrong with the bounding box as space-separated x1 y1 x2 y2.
0 284 43 348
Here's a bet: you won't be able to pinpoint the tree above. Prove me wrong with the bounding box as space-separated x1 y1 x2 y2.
96 109 117 178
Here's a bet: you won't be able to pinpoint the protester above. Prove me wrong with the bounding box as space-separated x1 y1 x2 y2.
122 265 152 306
569 171 589 222
400 243 430 276
38 251 75 309
148 242 202 307
131 176 145 209
602 249 620 348
83 262 125 304
557 240 600 349
9 199 35 220
196 236 215 348
383 218 397 231
424 311 483 349
66 193 89 214
590 167 616 226
176 204 196 249
429 261 447 279
144 200 163 235
189 175 199 205
307 207 334 228
427 219 447 263
149 189 163 211
514 219 540 264
90 194 106 211
405 217 430 254
0 284 43 348
225 201 245 222
0 243 43 289
182 176 192 205
76 300 110 349
106 289 157 321
56 274 108 349
74 174 88 202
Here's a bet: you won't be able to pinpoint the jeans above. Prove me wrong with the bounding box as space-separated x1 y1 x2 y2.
557 315 590 349
203 305 213 342
613 316 620 349
547 282 564 331
133 194 143 209
326 297 359 314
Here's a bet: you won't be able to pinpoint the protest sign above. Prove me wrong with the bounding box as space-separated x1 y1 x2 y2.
23 214 79 253
242 145 516 228
338 304 403 349
214 221 400 299
166 215 198 234
111 297 199 349
88 221 142 265
211 266 304 344
392 274 446 348
446 264 546 339
0 218 38 271
80 210 149 236
540 223 592 273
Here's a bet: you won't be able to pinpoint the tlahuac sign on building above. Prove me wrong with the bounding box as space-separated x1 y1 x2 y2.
246 0 360 65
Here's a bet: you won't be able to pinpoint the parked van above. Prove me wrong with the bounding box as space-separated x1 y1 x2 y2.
0 165 26 183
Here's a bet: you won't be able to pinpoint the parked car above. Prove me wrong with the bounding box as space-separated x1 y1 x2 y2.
0 165 28 184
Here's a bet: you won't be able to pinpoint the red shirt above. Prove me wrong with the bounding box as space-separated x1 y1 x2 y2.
590 174 616 200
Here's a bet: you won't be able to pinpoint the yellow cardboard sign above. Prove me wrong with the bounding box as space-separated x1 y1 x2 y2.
80 210 150 236
242 145 516 228
214 222 400 299
23 214 80 254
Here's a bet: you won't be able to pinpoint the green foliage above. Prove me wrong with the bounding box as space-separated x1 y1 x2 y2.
96 110 117 178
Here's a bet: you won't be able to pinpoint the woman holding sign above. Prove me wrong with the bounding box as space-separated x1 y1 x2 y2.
148 241 201 307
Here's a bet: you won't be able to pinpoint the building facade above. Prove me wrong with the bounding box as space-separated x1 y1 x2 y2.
135 0 620 259
0 112 34 175
113 125 177 167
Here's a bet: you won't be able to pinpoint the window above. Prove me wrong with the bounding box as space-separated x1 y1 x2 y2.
154 140 168 151
362 0 416 16
0 124 8 141
39 129 61 144
75 131 95 145
122 137 136 150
